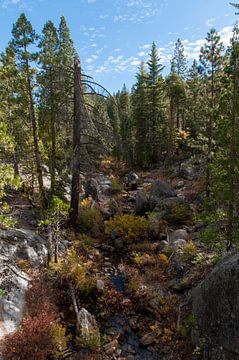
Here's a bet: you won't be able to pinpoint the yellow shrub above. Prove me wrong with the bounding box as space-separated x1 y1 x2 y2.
50 323 70 358
105 213 149 243
78 199 102 236
182 241 197 260
159 253 169 265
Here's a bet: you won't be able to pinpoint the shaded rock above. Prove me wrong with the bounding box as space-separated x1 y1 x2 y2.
140 332 156 346
84 178 99 200
150 180 176 198
178 163 195 180
135 190 149 216
104 339 119 355
192 251 239 359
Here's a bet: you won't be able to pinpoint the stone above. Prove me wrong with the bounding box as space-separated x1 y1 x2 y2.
169 229 189 243
140 332 156 346
126 172 139 190
0 229 48 341
77 308 98 341
171 239 187 251
103 339 119 355
96 279 105 291
84 177 99 200
135 190 149 216
176 180 185 188
150 179 176 199
192 250 239 359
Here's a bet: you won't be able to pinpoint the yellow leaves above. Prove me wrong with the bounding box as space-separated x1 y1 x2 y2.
105 213 149 243
133 252 156 266
80 196 93 208
177 128 190 140
159 253 169 265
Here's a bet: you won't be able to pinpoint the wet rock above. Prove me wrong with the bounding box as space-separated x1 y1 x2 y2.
140 332 156 346
135 190 149 216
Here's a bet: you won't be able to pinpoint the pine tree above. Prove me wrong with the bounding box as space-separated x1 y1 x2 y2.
58 16 76 150
147 42 166 164
200 28 224 196
210 25 239 249
118 85 133 165
131 62 149 167
38 20 59 193
11 13 44 200
171 38 187 80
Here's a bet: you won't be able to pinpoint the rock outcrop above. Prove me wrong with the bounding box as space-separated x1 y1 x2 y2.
192 251 239 360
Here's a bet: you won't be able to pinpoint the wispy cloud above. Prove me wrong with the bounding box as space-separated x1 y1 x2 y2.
206 17 217 27
85 25 234 79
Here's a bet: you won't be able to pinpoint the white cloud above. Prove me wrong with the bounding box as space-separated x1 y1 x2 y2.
206 18 216 27
139 44 151 49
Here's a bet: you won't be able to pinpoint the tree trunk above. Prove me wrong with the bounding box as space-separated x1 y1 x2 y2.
25 59 44 201
50 70 56 193
70 57 84 225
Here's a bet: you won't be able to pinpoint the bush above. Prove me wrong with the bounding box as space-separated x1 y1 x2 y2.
105 213 149 243
2 310 56 360
77 198 103 236
49 248 96 295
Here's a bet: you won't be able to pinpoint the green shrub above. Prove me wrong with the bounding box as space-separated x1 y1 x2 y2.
77 198 102 236
105 213 149 243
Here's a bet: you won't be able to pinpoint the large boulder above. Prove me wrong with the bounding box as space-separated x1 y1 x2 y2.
135 190 149 215
149 180 176 211
192 251 239 359
84 178 99 200
0 229 48 342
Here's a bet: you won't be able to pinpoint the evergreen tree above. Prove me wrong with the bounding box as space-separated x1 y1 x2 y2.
11 13 44 199
200 28 224 196
38 20 59 193
171 38 187 80
147 42 166 164
131 62 149 167
118 85 133 165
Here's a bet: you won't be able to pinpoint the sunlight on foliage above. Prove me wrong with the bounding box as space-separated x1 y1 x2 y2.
105 213 149 243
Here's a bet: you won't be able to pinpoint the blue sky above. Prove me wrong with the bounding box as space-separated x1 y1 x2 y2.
0 0 237 93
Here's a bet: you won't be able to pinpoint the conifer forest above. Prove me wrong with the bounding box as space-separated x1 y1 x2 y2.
1 2 239 360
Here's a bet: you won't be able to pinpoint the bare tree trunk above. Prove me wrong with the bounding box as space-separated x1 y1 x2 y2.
70 57 84 225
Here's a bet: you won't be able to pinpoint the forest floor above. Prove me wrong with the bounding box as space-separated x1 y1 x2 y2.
0 156 220 360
